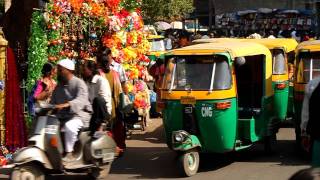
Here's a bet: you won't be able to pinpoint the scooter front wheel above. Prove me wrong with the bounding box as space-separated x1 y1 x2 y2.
10 164 45 180
178 149 200 177
88 163 112 179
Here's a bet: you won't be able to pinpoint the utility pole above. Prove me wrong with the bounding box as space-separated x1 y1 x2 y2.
287 0 294 9
209 0 215 31
4 0 11 12
316 1 320 37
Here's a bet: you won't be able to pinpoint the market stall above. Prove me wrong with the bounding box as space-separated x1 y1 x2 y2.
0 28 28 166
215 8 315 37
26 0 152 132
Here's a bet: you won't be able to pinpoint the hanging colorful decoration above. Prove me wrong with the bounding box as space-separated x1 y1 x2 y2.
6 48 28 152
42 0 149 66
26 11 48 91
27 0 152 115
0 29 7 146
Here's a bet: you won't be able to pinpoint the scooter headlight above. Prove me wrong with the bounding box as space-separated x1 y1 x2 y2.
174 133 185 142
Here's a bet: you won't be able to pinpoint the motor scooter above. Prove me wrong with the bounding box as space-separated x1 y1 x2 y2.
9 105 116 179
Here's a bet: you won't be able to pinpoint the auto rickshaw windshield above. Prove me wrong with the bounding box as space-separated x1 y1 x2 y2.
163 55 232 91
272 49 287 75
149 39 166 51
297 52 320 83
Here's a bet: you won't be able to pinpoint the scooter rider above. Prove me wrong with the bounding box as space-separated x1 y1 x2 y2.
50 58 92 162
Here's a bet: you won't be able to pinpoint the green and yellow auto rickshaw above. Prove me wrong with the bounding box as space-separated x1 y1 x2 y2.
243 39 298 122
161 42 276 176
192 38 298 123
147 35 167 61
294 40 320 146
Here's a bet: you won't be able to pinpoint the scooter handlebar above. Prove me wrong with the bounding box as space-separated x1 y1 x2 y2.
34 104 56 115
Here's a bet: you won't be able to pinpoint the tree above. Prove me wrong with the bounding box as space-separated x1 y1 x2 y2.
166 0 194 20
141 0 194 23
141 0 167 23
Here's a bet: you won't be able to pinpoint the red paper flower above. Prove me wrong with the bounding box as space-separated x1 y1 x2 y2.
105 0 120 12
119 9 130 18
102 34 114 47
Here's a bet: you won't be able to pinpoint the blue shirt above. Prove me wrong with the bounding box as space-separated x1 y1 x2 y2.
111 61 128 83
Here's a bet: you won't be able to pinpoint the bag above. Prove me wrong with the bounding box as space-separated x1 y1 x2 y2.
123 109 139 124
27 81 40 117
150 90 157 103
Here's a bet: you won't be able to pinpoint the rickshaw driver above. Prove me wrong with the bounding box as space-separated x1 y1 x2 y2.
301 76 320 167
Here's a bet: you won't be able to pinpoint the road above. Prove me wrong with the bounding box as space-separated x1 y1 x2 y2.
0 118 310 180
108 119 310 180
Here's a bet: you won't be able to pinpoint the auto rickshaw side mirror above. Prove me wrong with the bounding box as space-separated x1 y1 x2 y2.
235 57 246 66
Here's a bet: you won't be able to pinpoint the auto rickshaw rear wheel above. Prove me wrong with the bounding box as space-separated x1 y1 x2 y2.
264 134 277 154
178 149 200 177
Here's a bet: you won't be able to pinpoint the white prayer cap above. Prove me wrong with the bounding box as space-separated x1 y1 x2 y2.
57 58 75 71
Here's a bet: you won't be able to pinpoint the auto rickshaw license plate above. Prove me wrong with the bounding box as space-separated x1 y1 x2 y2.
181 96 196 105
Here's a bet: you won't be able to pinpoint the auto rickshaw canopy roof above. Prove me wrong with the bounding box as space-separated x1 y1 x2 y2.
296 40 320 52
163 41 274 98
242 38 298 53
191 38 240 45
167 41 272 59
192 38 298 53
147 35 165 40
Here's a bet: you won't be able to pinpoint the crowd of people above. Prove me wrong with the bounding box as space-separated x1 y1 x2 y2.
194 28 317 42
159 28 317 50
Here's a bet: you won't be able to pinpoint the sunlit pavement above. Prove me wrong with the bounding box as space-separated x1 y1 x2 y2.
108 119 310 180
0 118 310 180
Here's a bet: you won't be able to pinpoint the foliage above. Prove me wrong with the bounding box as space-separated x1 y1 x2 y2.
26 11 48 91
141 0 194 23
121 0 142 12
167 0 194 19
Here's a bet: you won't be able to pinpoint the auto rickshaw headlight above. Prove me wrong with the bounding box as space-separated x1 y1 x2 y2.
173 131 189 143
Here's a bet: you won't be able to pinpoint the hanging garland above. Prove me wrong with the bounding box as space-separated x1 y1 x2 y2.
40 0 150 80
28 0 151 105
26 11 48 91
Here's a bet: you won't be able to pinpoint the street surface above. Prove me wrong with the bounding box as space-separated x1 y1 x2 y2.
0 118 310 180
108 119 310 180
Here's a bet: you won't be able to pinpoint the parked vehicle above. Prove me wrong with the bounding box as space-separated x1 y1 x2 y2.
243 38 298 123
147 35 166 61
161 42 277 176
293 40 320 149
9 105 116 180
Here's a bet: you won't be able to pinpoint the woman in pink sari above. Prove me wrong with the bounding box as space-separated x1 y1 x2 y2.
34 62 57 107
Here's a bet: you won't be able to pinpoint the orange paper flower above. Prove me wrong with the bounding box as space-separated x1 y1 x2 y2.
69 0 83 13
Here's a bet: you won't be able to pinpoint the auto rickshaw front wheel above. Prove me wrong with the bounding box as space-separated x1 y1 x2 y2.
178 149 200 177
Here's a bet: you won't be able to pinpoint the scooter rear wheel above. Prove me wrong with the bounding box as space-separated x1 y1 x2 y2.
10 164 45 180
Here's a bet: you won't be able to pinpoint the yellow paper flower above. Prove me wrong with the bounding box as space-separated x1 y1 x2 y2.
116 30 127 45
